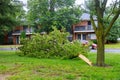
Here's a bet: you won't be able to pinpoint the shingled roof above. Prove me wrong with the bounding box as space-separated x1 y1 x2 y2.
80 13 97 21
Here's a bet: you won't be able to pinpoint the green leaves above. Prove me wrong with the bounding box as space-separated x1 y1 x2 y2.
106 18 120 43
18 27 89 59
20 31 26 40
27 0 82 33
0 0 25 34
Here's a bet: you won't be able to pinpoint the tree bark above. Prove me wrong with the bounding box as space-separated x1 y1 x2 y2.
96 30 105 66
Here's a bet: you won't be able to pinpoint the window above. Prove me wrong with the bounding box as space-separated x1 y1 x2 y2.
78 34 81 40
16 36 20 44
83 34 86 40
75 26 85 31
88 21 91 25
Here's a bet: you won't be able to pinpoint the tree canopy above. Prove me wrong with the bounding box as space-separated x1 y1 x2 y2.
27 0 83 33
0 0 25 34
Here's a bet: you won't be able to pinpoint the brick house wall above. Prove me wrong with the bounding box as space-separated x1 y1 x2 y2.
12 26 33 45
72 13 96 42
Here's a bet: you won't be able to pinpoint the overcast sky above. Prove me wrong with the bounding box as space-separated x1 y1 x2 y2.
75 0 115 6
20 0 27 4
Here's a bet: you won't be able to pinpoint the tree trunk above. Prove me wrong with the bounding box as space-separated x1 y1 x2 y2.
96 34 105 66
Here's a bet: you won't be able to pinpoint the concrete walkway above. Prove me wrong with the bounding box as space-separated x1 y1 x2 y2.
0 48 18 51
91 49 120 53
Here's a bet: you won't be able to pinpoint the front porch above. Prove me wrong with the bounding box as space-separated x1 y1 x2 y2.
12 33 32 45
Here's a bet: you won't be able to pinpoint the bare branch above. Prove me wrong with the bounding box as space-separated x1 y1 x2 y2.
107 0 117 20
90 15 97 33
102 0 107 11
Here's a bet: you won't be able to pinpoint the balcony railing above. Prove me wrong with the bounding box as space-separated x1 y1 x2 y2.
74 25 94 32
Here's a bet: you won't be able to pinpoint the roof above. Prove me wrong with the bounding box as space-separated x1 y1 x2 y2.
12 32 33 36
80 13 97 21
12 28 34 36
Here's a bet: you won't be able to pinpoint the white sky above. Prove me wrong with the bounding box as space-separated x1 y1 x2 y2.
20 0 27 4
75 0 116 6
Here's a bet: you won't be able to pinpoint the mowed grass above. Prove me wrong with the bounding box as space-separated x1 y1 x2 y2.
0 51 120 80
105 43 120 49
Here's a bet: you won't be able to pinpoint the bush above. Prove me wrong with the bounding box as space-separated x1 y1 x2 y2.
92 39 97 44
60 40 89 59
17 27 89 59
20 31 26 39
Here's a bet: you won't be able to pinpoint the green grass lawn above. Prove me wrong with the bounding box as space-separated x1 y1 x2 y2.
0 51 120 80
105 43 120 49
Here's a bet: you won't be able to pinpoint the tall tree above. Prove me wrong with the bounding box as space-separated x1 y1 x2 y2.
0 0 25 44
27 0 82 33
0 0 25 34
85 0 120 66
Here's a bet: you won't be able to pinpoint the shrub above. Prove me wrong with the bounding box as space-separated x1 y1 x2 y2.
17 27 89 59
60 40 89 59
20 31 26 39
92 39 97 44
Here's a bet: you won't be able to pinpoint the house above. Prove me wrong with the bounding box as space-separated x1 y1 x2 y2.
1 25 34 45
12 26 34 44
72 13 97 42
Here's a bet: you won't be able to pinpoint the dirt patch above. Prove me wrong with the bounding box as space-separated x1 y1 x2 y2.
0 63 23 80
0 74 11 80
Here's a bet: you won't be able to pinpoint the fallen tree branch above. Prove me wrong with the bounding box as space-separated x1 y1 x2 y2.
79 54 93 66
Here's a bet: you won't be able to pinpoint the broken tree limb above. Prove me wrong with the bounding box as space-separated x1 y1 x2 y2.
78 54 93 66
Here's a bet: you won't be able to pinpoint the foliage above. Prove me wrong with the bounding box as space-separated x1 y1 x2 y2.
0 0 25 34
92 39 97 44
20 31 26 44
0 34 4 44
61 41 89 59
18 27 89 59
20 31 26 39
27 0 82 33
54 6 82 32
106 18 120 43
1 52 120 79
